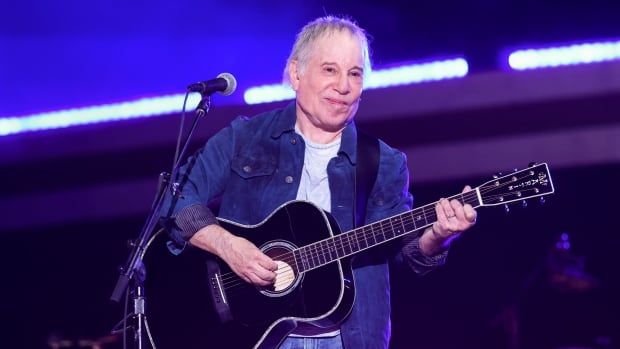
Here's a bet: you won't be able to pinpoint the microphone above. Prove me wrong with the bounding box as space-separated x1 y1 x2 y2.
187 73 237 96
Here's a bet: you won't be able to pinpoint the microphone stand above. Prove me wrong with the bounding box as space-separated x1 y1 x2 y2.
110 93 212 349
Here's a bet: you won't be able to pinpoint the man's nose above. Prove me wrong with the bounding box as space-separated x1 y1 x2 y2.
335 72 351 94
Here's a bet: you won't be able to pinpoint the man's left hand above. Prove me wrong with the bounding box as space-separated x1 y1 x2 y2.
431 185 477 240
420 186 477 256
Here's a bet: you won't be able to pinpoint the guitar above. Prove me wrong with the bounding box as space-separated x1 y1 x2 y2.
147 163 554 349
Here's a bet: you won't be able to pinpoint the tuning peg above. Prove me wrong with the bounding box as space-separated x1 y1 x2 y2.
539 196 545 205
504 204 510 213
522 200 528 208
493 172 502 179
528 162 537 167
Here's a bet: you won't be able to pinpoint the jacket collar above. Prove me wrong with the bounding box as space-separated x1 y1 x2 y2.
270 101 297 139
339 120 357 165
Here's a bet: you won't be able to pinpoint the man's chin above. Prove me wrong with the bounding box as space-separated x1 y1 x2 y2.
323 116 353 132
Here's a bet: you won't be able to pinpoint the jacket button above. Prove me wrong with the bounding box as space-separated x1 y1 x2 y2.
285 176 293 183
243 165 252 173
290 137 297 145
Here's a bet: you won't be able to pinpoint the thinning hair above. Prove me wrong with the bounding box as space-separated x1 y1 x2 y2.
283 15 372 85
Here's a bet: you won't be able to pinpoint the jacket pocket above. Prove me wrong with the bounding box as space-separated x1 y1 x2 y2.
230 155 276 179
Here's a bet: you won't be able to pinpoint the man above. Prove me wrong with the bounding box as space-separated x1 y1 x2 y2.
161 16 477 349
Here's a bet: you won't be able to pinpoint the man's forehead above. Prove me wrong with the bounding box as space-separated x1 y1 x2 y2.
311 30 364 62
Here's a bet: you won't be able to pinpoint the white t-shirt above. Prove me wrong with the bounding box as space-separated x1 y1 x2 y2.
295 128 341 213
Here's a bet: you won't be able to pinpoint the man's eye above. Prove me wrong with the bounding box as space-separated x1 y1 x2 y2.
324 67 336 73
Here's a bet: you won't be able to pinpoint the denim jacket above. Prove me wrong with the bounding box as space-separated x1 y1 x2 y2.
160 101 446 349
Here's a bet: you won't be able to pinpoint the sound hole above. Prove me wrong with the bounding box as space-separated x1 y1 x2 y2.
259 240 303 297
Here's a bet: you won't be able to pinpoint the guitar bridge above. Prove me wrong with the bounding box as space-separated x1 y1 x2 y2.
206 259 233 323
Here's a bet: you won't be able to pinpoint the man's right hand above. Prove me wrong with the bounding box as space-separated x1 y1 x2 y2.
189 225 278 286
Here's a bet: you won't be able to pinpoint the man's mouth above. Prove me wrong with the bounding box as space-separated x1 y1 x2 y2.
325 98 348 106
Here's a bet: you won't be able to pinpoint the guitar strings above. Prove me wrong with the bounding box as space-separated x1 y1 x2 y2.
219 189 477 280
219 204 462 290
219 190 478 286
218 174 544 290
219 208 441 290
218 191 490 289
219 184 509 289
219 183 520 290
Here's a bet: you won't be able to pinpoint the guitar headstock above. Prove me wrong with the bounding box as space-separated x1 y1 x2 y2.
478 163 554 207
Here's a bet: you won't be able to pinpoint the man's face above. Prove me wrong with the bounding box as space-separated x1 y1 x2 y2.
290 30 364 133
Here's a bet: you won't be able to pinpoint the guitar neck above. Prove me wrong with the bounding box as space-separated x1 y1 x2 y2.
293 188 482 273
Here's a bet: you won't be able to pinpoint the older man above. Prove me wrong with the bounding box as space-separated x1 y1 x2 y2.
161 16 476 349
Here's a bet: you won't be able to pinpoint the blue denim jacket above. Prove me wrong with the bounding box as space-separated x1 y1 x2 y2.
161 102 446 349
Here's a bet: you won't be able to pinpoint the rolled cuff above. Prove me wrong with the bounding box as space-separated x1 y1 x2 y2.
401 233 448 275
174 203 219 241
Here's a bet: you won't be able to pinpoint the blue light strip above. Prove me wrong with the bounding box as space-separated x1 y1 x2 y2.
508 40 620 70
243 85 296 105
244 58 469 104
366 58 469 88
0 94 202 136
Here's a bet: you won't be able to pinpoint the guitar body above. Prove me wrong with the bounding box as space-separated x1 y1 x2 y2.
214 201 355 348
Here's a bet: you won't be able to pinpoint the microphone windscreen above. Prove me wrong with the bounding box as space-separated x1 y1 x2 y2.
217 72 237 96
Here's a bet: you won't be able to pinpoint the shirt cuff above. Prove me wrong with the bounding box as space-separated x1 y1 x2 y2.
173 204 219 241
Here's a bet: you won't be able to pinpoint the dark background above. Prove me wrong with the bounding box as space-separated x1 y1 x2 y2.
1 1 620 348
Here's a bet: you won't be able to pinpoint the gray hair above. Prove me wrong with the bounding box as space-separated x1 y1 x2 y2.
283 16 372 85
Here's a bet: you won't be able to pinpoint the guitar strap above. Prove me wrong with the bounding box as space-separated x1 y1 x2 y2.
354 130 380 228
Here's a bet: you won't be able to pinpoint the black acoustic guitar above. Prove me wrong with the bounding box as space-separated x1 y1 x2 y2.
146 163 554 349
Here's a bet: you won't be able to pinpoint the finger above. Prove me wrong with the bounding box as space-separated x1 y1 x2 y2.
441 198 455 219
238 273 252 284
250 268 276 285
248 271 272 286
435 201 454 236
464 204 477 223
436 200 448 222
452 200 466 221
444 199 464 231
252 266 276 283
462 185 472 193
450 198 464 213
258 255 278 271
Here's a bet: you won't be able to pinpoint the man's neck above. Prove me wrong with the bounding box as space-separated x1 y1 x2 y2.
295 113 344 145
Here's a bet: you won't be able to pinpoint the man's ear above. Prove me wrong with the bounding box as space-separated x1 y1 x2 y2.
288 60 300 91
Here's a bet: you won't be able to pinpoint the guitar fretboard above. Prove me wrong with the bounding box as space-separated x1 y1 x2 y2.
293 190 480 273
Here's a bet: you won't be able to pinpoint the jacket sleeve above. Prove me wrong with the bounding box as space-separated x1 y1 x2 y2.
366 143 447 275
158 119 238 250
